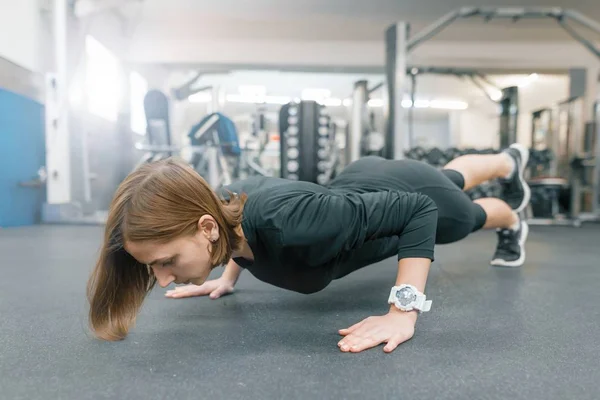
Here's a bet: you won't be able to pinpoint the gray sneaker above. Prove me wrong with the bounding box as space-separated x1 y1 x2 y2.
500 143 531 213
490 219 529 267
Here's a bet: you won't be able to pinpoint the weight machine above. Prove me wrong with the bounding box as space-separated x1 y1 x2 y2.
385 7 600 224
135 107 237 189
135 76 248 189
527 97 600 226
237 107 276 179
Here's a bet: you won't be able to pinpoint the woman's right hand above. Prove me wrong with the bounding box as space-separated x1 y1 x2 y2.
165 277 235 300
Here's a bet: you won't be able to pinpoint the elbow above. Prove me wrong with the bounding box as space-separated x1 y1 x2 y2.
417 194 438 220
411 194 439 233
422 194 438 212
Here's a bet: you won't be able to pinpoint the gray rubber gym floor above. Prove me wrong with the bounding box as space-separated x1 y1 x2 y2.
1 225 599 400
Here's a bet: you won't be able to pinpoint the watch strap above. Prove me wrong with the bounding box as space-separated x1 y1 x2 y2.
388 285 432 313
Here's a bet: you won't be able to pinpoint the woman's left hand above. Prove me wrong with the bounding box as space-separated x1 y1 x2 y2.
338 310 417 353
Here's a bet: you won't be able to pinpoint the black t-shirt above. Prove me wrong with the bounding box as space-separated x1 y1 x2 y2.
217 176 438 279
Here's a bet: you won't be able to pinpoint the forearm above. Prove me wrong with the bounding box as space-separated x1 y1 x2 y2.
389 257 431 317
221 259 243 284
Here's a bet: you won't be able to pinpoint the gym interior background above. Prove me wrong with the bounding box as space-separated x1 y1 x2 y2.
1 1 599 399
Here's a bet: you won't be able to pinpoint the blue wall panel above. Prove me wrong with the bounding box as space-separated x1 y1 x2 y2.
0 88 46 227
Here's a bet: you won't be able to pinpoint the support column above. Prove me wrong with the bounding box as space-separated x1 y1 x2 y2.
595 99 600 216
46 0 71 204
448 111 462 147
208 86 224 114
498 86 519 148
569 68 587 101
385 22 409 159
582 67 599 216
584 67 599 123
568 68 590 156
348 80 368 163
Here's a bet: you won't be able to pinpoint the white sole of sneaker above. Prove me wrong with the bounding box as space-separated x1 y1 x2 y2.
490 221 529 267
510 143 531 213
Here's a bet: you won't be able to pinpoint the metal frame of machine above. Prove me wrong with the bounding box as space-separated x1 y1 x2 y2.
384 7 600 225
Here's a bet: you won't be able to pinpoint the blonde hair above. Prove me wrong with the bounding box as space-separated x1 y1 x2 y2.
86 158 246 341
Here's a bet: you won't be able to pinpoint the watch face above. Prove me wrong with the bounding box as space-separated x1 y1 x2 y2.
396 287 417 306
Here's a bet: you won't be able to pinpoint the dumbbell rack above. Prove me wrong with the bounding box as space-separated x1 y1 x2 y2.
279 101 339 185
404 147 503 201
404 146 598 226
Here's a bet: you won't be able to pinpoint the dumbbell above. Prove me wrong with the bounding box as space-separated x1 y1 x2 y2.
404 148 416 159
467 186 484 200
444 147 462 162
488 181 502 198
426 147 447 166
405 146 427 160
480 148 497 155
477 182 496 198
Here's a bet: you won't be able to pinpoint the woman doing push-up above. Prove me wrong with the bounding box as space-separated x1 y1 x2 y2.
87 144 530 353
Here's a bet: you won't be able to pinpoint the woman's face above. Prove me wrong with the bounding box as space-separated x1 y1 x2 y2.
125 217 219 287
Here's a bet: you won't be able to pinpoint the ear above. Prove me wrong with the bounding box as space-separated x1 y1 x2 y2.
198 215 219 243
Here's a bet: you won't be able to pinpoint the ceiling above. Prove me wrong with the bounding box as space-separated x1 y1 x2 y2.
140 0 600 20
109 0 600 73
133 0 600 42
88 0 595 98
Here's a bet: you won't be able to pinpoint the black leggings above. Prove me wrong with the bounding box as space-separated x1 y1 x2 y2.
428 169 488 242
328 156 487 244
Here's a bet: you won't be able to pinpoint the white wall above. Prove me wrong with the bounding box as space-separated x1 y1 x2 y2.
0 0 41 71
412 117 450 148
456 107 500 149
515 76 569 146
456 75 570 149
0 0 169 94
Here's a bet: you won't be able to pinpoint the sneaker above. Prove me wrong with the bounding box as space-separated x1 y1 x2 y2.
500 143 531 213
490 220 529 267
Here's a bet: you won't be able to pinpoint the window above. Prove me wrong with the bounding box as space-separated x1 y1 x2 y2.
130 71 148 135
85 35 120 121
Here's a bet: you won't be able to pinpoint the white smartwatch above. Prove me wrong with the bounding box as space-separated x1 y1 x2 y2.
388 284 432 313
